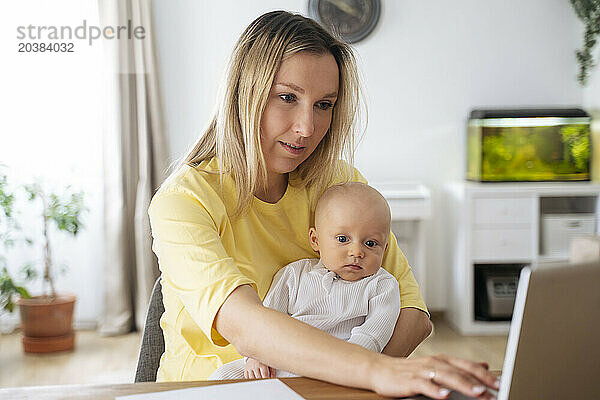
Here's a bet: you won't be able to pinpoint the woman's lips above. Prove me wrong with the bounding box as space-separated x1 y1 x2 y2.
279 141 305 155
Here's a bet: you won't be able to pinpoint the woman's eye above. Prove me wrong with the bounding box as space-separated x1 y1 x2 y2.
316 101 333 111
365 240 377 248
279 93 296 103
336 236 348 243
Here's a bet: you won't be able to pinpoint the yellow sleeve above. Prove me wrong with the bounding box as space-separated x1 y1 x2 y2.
148 188 256 347
341 162 428 314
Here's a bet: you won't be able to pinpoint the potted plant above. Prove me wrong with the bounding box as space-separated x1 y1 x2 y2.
0 171 87 353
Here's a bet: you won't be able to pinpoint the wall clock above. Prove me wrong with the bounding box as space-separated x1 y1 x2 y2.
308 0 381 44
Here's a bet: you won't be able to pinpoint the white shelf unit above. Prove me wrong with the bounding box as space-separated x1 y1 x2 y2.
371 183 431 301
445 181 600 335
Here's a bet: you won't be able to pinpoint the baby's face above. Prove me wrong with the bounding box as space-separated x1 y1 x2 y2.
309 195 389 281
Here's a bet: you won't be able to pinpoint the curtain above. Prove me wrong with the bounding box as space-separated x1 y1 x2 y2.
98 0 169 334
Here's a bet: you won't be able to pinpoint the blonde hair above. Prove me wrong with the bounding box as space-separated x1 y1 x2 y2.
177 10 364 213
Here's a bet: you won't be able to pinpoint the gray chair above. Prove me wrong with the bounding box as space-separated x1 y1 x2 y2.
135 277 166 382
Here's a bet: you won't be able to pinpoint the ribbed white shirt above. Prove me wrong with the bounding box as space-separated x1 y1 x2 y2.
264 258 401 353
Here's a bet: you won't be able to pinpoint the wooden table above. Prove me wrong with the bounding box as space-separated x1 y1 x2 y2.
0 377 393 400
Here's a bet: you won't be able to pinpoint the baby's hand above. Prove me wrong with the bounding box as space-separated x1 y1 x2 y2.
244 357 275 379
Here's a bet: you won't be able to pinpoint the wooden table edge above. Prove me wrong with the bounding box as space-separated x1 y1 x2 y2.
0 371 502 400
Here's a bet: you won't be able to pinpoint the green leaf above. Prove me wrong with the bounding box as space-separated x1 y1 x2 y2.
16 286 31 299
20 263 38 281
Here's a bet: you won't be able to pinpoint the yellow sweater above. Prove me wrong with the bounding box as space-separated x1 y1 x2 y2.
148 157 427 381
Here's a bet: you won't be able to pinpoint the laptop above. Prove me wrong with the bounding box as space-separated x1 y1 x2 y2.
412 261 600 400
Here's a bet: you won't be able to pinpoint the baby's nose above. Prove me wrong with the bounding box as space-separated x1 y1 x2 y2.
348 246 364 258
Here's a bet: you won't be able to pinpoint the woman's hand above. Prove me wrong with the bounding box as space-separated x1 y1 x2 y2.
244 357 276 379
370 354 500 399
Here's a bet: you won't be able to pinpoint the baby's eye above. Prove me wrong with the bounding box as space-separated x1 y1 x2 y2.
279 93 296 103
316 101 333 111
336 235 348 243
365 240 377 248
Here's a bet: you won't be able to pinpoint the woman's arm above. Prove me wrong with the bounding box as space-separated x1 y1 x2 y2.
383 307 433 357
215 284 498 399
215 285 374 388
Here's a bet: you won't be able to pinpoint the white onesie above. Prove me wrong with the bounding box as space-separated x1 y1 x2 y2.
208 258 401 380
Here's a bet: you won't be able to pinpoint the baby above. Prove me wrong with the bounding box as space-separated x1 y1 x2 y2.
209 182 401 379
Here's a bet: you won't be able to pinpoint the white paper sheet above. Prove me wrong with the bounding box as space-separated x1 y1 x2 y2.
116 379 305 400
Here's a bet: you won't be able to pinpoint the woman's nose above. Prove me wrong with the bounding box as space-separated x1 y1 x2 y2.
293 106 315 137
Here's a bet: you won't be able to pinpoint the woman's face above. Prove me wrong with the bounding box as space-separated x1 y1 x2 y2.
260 52 339 179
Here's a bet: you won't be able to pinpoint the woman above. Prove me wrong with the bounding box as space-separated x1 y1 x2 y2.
148 10 498 399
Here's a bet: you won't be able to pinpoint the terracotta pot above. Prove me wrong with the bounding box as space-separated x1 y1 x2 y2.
16 294 76 353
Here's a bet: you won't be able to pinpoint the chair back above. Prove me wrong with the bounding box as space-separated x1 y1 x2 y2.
134 277 165 382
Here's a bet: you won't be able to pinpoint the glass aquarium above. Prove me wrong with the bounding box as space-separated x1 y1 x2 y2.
467 108 591 182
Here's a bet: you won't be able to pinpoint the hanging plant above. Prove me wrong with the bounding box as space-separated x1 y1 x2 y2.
570 0 600 86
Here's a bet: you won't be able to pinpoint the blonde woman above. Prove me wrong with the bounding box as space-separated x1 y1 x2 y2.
148 10 498 399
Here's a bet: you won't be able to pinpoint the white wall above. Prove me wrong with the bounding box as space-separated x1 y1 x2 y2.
584 51 600 110
152 0 589 309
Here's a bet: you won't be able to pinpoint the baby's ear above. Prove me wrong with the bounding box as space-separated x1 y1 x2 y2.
308 227 319 252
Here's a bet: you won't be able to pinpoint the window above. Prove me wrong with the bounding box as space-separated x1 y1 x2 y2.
1 0 104 330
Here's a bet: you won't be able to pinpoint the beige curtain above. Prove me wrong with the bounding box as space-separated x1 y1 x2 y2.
98 0 169 334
